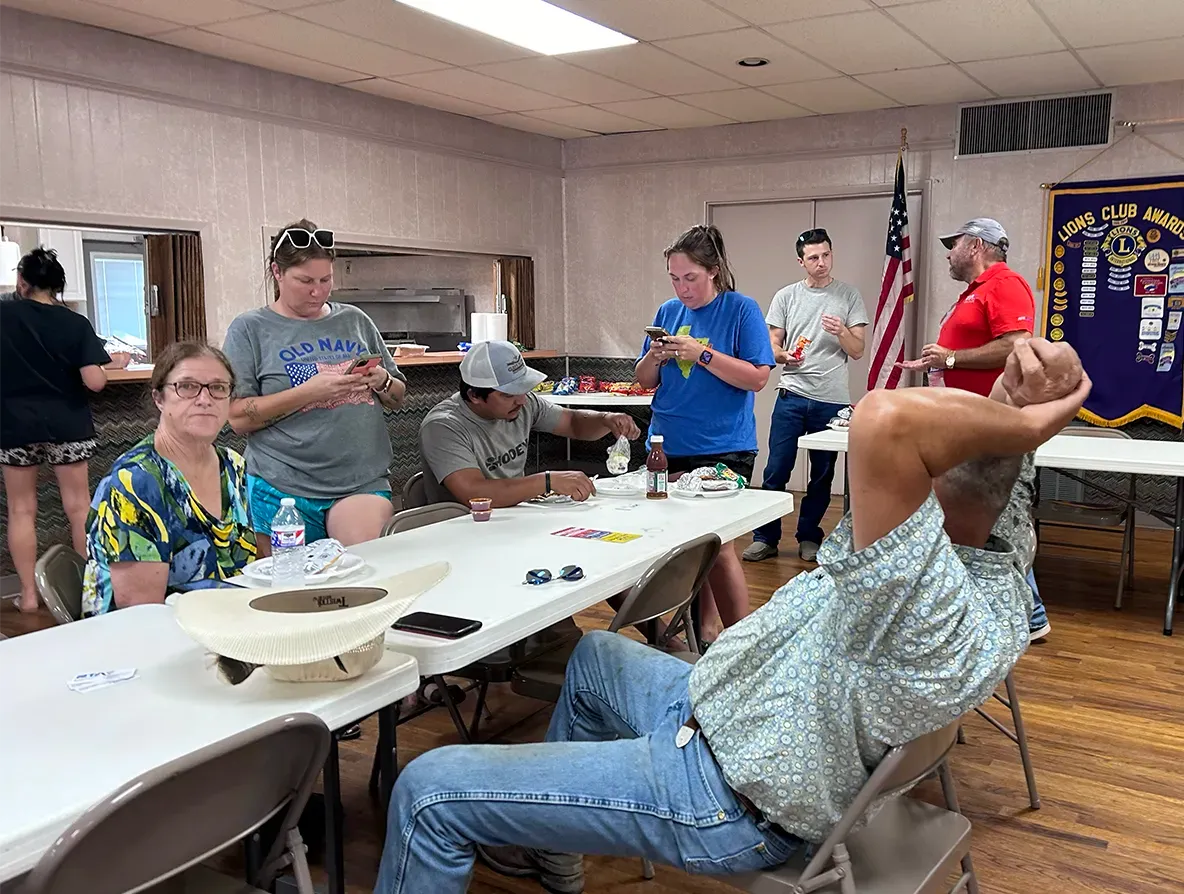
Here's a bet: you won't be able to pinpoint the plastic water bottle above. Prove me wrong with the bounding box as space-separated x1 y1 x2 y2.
270 498 306 589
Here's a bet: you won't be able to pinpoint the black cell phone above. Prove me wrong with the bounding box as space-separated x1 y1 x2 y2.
392 611 482 639
645 326 671 341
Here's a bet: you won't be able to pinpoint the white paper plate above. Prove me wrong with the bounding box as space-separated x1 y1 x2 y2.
240 552 367 585
522 495 594 508
671 484 743 500
596 474 646 497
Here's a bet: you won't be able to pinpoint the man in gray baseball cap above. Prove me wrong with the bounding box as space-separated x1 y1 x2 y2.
419 340 640 507
939 217 1010 251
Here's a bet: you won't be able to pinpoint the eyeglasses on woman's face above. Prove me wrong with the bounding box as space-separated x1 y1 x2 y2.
165 380 232 400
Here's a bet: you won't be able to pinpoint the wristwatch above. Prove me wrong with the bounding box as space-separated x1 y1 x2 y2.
699 349 713 366
945 352 956 369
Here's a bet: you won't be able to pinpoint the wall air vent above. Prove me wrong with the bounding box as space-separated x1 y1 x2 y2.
956 91 1113 157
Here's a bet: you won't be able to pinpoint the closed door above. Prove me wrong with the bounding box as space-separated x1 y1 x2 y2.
711 192 923 494
710 201 814 489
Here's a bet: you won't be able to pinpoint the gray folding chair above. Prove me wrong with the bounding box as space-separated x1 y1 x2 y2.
401 471 428 511
725 720 977 894
961 519 1041 809
510 533 721 703
381 501 469 536
34 544 86 625
24 713 330 894
1034 425 1136 608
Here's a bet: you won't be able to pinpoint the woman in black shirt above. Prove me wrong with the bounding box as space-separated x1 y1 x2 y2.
0 248 110 611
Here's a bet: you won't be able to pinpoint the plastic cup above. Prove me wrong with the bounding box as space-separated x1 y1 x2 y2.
469 498 493 522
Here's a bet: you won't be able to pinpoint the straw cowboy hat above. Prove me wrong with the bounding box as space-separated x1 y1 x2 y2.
174 562 449 684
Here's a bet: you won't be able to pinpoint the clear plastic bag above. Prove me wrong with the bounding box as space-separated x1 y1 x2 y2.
606 435 631 475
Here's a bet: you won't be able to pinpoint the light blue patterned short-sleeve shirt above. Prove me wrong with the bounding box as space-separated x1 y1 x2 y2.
688 493 1032 843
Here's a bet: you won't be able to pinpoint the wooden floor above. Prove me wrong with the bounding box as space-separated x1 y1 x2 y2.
4 502 1182 893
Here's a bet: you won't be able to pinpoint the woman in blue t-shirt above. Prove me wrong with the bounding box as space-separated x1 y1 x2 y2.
636 224 775 638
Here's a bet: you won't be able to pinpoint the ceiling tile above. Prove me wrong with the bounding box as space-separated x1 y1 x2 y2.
709 0 874 25
395 68 569 112
481 112 595 139
961 51 1097 96
155 27 366 82
528 105 659 134
3 0 179 35
564 43 740 94
291 0 535 66
597 96 735 128
242 0 322 8
857 64 993 105
677 87 813 121
654 27 836 86
94 0 262 27
1079 36 1184 86
470 57 652 103
1033 0 1184 48
548 0 745 40
887 0 1064 61
763 77 898 114
344 78 501 117
766 10 945 74
202 12 447 77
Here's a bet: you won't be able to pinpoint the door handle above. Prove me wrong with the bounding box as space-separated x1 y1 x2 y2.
149 284 160 317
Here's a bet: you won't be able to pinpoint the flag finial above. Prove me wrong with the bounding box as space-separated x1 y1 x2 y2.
900 127 908 151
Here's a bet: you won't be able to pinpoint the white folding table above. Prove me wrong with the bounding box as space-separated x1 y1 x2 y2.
0 605 419 891
800 428 1184 635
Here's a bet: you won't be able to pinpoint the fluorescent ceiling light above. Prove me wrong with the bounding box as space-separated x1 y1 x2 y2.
394 0 636 56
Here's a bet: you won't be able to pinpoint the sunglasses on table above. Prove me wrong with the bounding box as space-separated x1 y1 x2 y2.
275 227 335 252
166 380 232 400
523 565 585 586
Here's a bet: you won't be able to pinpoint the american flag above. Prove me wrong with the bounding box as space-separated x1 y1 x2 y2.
866 150 915 391
285 360 372 411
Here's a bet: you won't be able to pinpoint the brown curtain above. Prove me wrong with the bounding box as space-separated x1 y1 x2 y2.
145 233 206 357
499 256 535 349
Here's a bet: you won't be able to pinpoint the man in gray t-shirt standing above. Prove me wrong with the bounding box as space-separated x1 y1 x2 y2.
743 228 870 564
420 341 639 507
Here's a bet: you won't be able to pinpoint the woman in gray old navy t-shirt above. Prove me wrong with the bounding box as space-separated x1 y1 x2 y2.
222 220 406 551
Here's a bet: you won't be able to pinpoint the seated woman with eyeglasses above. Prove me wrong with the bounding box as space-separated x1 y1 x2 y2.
81 342 256 616
222 219 406 553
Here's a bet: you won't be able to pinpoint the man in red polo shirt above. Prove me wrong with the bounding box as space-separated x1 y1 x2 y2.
901 217 1049 641
902 218 1034 391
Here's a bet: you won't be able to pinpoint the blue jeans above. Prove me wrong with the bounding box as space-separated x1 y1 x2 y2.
753 390 848 547
1027 569 1048 632
375 631 801 893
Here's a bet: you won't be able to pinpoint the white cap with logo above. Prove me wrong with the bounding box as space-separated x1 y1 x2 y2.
940 218 1009 250
459 340 547 395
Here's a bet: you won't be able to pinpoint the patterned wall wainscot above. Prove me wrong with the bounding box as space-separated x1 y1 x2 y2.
0 357 650 578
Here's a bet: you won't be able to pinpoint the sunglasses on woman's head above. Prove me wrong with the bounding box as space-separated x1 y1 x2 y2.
275 228 335 253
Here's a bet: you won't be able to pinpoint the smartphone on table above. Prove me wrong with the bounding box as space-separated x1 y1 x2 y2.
346 353 383 375
645 326 671 343
392 611 482 639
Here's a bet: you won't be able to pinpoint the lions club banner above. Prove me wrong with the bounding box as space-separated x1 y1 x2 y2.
1044 175 1184 428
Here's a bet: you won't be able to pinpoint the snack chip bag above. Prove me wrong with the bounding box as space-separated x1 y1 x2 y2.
606 435 631 475
791 336 812 361
578 375 598 393
553 376 578 395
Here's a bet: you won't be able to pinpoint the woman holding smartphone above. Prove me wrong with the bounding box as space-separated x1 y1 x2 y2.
222 219 406 550
636 224 774 639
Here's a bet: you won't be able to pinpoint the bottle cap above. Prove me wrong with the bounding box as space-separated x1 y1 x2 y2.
280 497 296 507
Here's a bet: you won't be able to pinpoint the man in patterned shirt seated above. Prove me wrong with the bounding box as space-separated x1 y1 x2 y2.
374 339 1089 894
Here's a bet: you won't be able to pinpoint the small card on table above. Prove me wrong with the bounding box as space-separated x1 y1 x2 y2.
67 669 138 693
552 527 641 544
